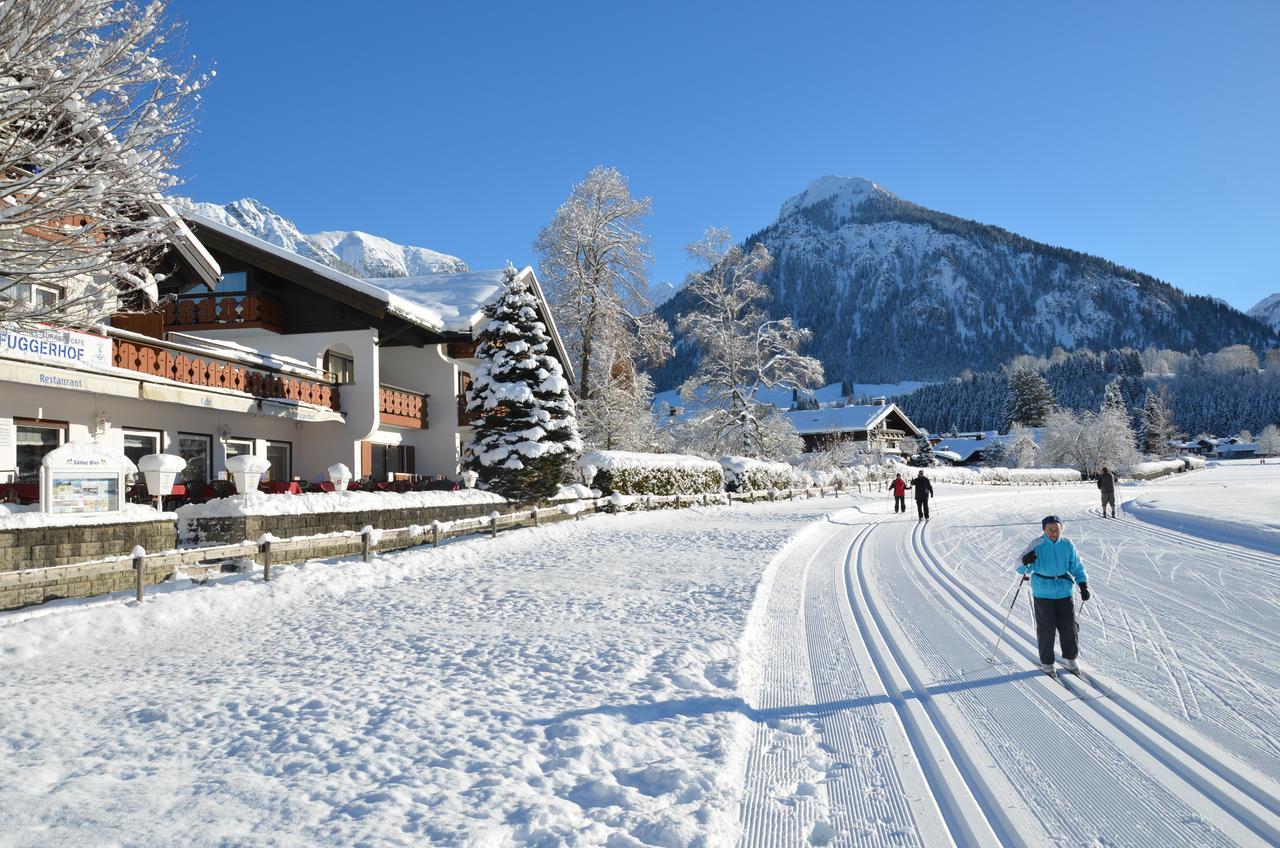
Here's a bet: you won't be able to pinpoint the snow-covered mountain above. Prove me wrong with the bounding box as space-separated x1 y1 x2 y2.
176 198 468 278
654 177 1279 387
1249 293 1280 334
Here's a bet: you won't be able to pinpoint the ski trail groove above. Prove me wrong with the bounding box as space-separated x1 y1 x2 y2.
912 520 1280 845
840 521 1024 847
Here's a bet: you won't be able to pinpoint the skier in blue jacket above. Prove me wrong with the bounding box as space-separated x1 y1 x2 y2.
1017 515 1090 674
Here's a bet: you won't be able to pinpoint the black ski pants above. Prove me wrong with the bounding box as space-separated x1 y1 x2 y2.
893 495 905 512
915 497 930 519
1033 596 1078 665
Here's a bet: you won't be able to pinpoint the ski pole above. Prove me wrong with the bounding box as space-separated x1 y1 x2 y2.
987 575 1027 663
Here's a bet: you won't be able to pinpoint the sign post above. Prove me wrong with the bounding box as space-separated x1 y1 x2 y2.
40 441 134 515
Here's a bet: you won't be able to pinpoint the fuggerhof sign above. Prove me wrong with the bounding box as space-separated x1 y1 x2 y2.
0 324 112 370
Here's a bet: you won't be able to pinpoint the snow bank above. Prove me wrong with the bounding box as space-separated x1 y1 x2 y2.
550 483 594 501
579 450 724 496
175 489 505 528
0 503 173 531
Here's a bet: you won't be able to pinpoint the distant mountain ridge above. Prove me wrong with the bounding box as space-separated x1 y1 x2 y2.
1250 293 1280 333
176 198 468 278
653 177 1278 388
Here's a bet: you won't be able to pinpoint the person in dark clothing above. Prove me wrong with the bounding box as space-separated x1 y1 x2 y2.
908 470 934 520
1096 466 1118 518
890 473 907 513
1017 515 1090 674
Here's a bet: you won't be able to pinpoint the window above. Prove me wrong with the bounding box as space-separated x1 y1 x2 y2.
369 444 408 480
265 441 292 481
0 278 62 308
15 420 67 482
224 438 255 460
176 432 212 487
324 350 355 385
213 271 247 294
122 429 162 468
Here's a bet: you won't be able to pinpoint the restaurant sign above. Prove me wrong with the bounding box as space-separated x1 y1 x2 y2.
0 323 112 371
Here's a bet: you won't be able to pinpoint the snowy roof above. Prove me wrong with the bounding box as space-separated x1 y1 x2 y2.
934 430 1043 462
782 404 920 436
374 267 574 381
185 212 449 334
373 270 507 333
185 213 575 381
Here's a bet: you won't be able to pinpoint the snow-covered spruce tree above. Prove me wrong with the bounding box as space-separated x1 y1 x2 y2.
1139 386 1182 455
1004 368 1054 428
1 0 209 330
913 435 936 465
534 166 671 449
465 267 581 500
1102 378 1127 414
675 228 823 459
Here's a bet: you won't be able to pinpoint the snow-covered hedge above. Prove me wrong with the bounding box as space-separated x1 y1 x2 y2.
578 450 724 496
720 456 800 492
1131 455 1205 480
884 463 1082 485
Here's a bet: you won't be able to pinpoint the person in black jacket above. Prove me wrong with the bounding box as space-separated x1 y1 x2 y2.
908 470 934 520
1097 466 1118 518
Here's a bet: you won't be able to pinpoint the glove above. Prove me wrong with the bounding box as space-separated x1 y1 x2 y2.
1020 550 1037 565
1079 582 1091 601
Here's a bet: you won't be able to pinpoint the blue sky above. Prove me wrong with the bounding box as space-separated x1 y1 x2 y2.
169 0 1279 312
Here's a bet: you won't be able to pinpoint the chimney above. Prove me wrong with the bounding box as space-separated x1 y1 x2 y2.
871 396 886 406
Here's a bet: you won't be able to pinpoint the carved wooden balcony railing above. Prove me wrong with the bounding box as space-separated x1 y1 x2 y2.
380 384 428 429
112 338 341 411
163 294 285 333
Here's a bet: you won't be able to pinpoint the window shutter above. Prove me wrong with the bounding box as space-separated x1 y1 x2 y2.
405 445 416 474
360 441 373 478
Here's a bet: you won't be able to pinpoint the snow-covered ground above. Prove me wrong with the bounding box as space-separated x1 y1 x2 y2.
1125 459 1280 554
2 464 1279 845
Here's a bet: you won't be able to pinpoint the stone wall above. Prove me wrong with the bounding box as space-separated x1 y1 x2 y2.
0 520 176 611
0 520 174 572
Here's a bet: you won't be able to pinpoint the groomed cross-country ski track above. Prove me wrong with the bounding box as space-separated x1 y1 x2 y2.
736 488 1280 847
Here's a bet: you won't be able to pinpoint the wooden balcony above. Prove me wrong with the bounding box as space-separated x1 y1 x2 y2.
447 339 479 360
380 385 429 429
163 294 284 333
112 337 341 410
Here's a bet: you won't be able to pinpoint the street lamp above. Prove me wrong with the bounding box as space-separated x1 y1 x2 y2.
138 453 187 511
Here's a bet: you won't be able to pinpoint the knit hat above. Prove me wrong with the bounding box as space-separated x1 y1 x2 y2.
1041 515 1061 528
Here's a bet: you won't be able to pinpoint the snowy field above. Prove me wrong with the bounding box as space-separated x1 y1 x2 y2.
2 463 1279 846
1125 459 1280 554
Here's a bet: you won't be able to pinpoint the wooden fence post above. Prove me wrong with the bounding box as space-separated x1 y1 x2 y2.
432 520 442 547
134 548 145 604
531 505 540 527
261 539 272 582
362 528 372 562
490 511 500 538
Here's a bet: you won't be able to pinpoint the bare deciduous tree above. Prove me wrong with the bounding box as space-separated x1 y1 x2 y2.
1 0 208 330
534 166 671 448
675 228 823 459
1040 406 1139 475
